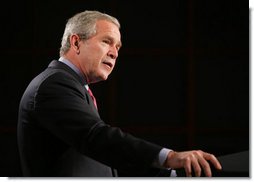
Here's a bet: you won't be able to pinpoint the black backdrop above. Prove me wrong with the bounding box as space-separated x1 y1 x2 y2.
0 0 249 176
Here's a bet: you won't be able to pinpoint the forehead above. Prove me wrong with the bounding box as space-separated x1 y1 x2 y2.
95 20 121 42
95 19 120 32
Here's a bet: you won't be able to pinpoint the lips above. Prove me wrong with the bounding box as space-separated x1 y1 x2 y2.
102 61 113 69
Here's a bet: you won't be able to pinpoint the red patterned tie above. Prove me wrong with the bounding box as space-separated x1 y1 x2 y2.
87 87 98 110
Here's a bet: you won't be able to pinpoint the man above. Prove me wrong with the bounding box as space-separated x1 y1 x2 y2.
17 10 222 177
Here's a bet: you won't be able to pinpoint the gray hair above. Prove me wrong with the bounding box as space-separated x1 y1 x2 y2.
59 10 120 56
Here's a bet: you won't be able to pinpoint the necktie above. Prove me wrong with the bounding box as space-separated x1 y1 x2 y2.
87 87 98 110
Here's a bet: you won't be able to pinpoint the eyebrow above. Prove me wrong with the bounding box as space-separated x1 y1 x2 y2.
105 36 122 50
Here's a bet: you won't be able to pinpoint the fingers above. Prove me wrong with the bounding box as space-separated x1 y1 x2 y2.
191 150 222 177
181 152 202 177
192 155 203 177
184 151 207 177
197 154 212 177
183 150 221 177
203 152 222 170
184 157 192 177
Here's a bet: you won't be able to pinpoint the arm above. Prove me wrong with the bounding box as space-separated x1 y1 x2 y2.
34 72 162 174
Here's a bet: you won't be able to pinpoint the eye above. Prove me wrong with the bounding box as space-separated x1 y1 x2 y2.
103 39 110 44
116 45 121 51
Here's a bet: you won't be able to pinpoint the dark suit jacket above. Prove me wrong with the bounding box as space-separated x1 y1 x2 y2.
17 60 164 177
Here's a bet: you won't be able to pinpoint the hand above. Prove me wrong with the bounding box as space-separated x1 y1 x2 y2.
164 150 222 177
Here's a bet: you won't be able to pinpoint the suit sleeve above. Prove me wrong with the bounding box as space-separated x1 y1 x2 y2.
33 72 163 175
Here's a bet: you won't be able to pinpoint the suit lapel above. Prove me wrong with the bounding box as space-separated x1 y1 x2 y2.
48 60 99 114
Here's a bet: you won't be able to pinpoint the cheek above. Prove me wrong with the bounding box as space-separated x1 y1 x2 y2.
82 45 107 69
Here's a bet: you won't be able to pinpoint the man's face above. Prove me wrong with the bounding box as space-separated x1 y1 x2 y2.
78 20 122 84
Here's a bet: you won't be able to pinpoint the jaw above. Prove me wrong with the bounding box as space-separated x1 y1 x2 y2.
88 69 110 83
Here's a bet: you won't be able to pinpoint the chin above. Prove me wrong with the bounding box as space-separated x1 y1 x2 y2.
102 75 108 81
96 75 108 82
100 72 110 81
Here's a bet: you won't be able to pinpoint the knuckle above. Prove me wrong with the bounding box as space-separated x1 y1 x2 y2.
191 153 196 159
197 149 203 153
189 154 195 160
193 150 202 156
193 150 199 155
194 150 205 157
210 154 215 158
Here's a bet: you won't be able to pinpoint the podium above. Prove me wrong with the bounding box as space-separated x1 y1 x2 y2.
176 150 249 177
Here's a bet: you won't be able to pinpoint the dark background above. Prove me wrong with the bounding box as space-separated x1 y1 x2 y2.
0 0 249 176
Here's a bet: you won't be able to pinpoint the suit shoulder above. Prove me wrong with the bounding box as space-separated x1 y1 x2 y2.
24 67 83 98
39 68 84 93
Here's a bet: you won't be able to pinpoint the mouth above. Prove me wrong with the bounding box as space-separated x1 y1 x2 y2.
102 61 113 69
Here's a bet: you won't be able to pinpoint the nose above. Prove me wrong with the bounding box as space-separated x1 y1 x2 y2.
108 46 118 59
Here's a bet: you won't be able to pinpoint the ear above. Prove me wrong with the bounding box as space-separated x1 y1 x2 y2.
70 34 80 54
70 34 80 49
74 40 78 47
